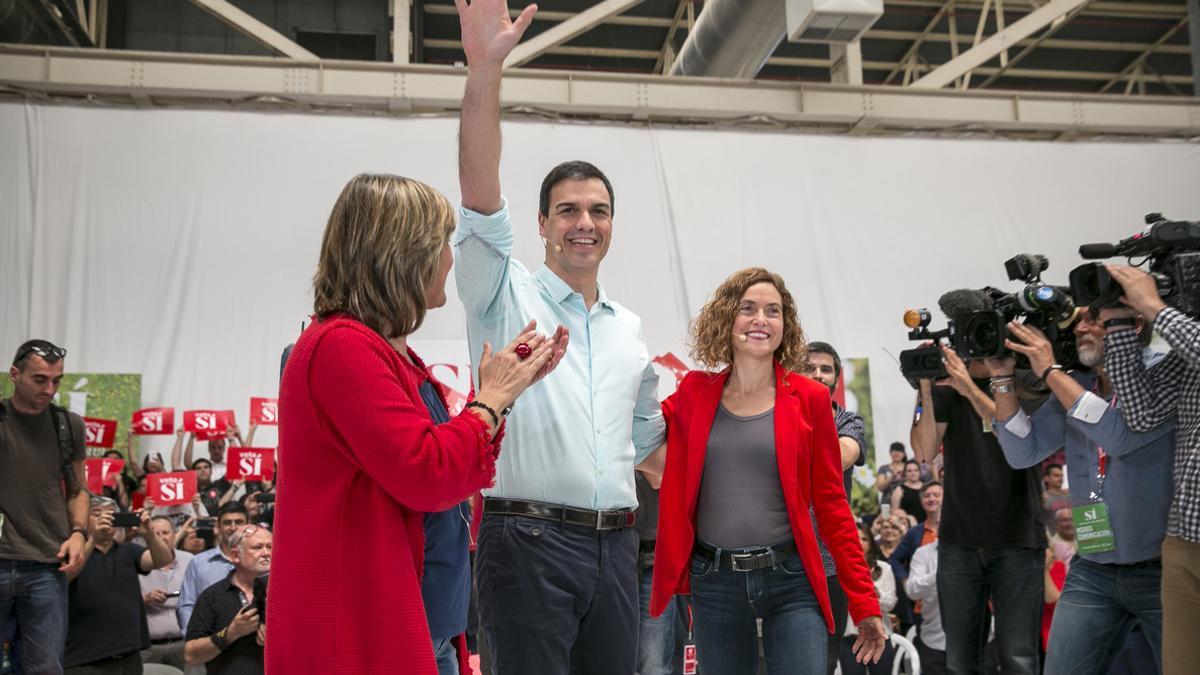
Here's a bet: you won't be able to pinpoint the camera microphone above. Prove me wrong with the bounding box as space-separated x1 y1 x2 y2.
1079 243 1119 259
938 289 993 317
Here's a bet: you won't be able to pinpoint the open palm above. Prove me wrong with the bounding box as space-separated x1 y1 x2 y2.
455 0 538 66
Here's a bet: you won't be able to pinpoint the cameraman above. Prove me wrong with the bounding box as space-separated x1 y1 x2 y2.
911 345 1045 675
1102 264 1200 673
988 310 1173 673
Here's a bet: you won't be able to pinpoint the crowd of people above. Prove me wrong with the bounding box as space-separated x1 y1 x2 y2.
3 2 1198 675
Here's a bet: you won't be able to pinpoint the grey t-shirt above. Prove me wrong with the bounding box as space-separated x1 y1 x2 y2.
696 405 792 549
0 399 86 563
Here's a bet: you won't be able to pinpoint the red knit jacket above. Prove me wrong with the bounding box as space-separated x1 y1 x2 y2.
266 315 501 674
649 363 880 630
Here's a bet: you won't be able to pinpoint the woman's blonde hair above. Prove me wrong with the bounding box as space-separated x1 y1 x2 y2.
313 174 456 338
689 267 808 372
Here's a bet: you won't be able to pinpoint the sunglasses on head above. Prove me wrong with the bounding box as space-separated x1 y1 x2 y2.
13 343 67 366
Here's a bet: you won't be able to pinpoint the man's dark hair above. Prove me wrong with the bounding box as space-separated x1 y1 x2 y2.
904 459 921 471
218 502 249 519
920 480 943 495
806 341 842 380
889 442 906 456
1044 462 1064 475
191 458 213 470
12 339 65 370
538 161 615 217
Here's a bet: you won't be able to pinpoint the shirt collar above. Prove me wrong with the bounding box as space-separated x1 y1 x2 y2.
535 265 614 313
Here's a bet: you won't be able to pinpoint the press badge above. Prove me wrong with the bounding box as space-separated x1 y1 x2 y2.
682 642 698 675
1072 502 1116 554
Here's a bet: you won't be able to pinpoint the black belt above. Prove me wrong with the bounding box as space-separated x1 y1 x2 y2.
695 541 798 573
150 637 182 645
483 498 636 531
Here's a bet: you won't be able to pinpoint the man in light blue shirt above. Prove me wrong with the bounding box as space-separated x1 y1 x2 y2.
176 503 245 631
455 2 665 672
988 307 1173 674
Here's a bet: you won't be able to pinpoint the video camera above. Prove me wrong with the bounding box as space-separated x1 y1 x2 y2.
898 253 1080 387
1070 213 1200 317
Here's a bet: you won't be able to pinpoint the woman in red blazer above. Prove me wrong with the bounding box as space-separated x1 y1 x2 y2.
646 268 886 674
267 174 566 674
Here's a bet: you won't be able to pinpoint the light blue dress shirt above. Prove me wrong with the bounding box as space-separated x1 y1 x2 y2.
454 198 666 510
176 546 234 631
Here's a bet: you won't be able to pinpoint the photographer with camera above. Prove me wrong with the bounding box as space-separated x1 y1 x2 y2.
63 496 175 673
184 525 271 675
910 293 1046 675
987 307 1173 674
1099 262 1200 673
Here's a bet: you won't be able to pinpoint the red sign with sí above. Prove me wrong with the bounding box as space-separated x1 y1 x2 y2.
227 447 275 481
82 417 117 448
183 410 225 434
146 471 197 506
85 457 125 492
131 407 175 435
249 398 278 426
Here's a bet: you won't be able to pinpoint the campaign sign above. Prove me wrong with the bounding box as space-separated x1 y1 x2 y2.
83 417 118 448
132 407 175 435
147 471 197 506
85 457 125 493
183 410 225 434
249 398 278 426
227 447 275 481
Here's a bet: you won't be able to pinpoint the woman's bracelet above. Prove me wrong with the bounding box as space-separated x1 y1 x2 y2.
465 401 500 427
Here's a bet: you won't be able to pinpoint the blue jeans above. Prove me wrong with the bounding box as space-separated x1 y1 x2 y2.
432 637 459 675
1043 556 1163 675
688 548 826 675
0 559 68 675
638 565 684 675
937 543 1041 675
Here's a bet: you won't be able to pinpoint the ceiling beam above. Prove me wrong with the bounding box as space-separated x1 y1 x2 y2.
1189 0 1200 96
1098 18 1189 94
2 45 1196 139
975 1 1091 88
504 0 646 69
188 0 317 60
883 0 952 85
912 0 1088 89
393 0 410 64
654 0 693 74
422 38 1193 85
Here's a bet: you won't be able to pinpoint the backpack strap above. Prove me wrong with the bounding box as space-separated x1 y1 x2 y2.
49 404 83 498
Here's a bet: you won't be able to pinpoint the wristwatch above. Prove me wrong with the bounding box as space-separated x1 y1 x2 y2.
69 527 89 542
211 628 229 651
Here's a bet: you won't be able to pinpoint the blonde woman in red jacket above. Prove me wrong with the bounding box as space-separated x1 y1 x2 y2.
267 174 566 675
644 268 887 674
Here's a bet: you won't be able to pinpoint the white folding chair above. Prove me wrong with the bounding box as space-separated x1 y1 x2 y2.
890 632 921 675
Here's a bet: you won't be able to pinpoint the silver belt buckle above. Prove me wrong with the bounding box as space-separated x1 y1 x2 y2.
595 509 610 530
730 552 757 572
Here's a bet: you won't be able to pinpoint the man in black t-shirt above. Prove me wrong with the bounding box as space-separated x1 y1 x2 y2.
1 339 89 674
911 346 1045 675
64 496 176 673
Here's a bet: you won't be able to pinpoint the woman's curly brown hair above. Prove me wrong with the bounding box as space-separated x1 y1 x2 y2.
689 267 808 372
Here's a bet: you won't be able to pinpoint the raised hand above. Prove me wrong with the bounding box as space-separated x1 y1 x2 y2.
455 0 538 67
1004 321 1056 377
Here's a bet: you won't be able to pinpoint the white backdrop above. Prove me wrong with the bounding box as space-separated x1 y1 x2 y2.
3 100 1199 463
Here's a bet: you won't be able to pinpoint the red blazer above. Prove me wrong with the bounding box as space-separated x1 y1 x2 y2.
649 362 880 631
267 315 502 674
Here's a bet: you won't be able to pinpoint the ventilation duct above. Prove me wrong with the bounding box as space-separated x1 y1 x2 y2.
786 0 883 44
667 0 786 79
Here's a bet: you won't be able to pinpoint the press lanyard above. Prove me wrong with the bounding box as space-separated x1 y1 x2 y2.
1088 380 1117 503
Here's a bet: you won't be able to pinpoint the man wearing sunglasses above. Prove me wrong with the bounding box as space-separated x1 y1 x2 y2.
1 339 89 674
